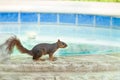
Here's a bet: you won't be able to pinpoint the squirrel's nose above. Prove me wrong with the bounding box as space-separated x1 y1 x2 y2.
65 44 67 47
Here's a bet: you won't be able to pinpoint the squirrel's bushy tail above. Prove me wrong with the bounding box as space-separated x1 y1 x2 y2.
6 36 33 56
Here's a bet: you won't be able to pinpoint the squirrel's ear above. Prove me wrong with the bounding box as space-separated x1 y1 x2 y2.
58 39 60 42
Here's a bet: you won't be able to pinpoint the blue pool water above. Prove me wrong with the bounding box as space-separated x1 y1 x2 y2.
8 24 120 56
0 12 120 56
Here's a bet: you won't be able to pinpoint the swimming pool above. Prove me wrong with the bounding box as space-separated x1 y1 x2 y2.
0 1 120 56
5 24 119 56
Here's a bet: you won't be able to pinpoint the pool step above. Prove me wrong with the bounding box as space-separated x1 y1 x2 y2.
0 71 120 80
0 55 120 72
0 62 119 72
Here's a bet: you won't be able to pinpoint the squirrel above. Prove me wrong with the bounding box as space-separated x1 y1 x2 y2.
6 36 67 61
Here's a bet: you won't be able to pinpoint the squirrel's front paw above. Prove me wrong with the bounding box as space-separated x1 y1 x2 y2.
49 57 57 61
33 58 45 61
39 58 45 61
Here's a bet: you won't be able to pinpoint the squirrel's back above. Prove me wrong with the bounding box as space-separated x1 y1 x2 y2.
32 40 67 55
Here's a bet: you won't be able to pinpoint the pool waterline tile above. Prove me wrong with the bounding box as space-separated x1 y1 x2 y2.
96 15 111 27
78 14 94 26
112 17 120 27
20 13 38 22
0 12 18 22
40 13 57 23
59 13 76 24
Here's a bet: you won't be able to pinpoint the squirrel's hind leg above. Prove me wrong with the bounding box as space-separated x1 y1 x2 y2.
32 53 45 61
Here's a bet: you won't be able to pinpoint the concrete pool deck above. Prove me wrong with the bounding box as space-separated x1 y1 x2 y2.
0 0 120 16
0 54 120 80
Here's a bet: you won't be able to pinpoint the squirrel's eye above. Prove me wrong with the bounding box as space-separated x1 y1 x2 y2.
62 43 65 45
